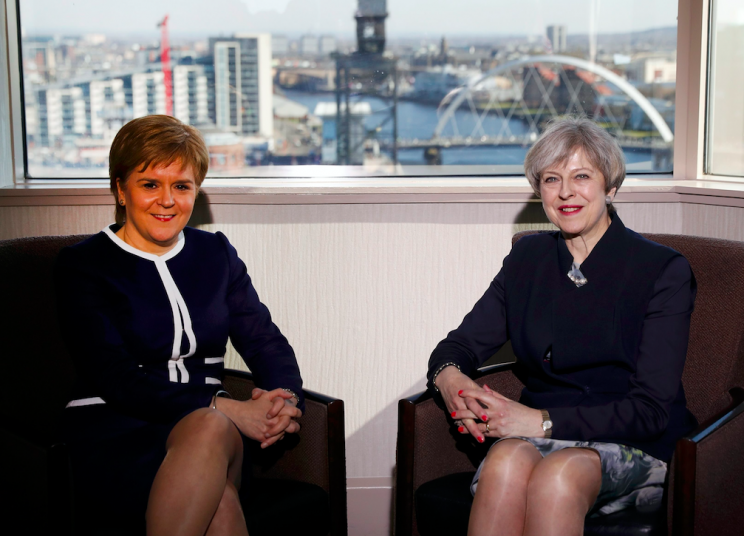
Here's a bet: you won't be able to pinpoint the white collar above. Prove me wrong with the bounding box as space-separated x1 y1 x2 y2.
103 225 185 262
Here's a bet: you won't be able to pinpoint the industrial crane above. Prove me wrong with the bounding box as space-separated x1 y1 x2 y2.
157 15 173 116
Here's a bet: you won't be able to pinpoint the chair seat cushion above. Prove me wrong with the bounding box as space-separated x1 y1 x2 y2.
415 472 665 536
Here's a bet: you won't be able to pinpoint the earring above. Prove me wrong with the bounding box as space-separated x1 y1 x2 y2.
119 199 125 206
605 196 612 205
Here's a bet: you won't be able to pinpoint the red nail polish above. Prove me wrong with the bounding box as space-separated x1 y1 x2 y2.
458 426 464 433
482 415 488 421
451 411 457 417
458 390 463 395
478 437 484 443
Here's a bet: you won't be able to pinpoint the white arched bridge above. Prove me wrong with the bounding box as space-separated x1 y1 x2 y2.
383 55 674 157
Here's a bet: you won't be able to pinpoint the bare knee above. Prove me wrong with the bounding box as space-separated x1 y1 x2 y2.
167 408 242 457
479 439 542 486
527 449 601 512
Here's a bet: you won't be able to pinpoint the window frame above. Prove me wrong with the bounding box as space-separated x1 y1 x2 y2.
3 0 743 194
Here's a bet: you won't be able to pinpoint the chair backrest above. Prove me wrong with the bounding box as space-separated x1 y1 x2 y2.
0 235 91 442
513 230 744 424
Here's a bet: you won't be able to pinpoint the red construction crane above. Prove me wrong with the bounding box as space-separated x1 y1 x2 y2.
157 15 173 116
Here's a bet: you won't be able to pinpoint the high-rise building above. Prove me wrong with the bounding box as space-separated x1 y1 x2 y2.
300 35 319 56
173 65 208 125
546 25 567 53
208 34 273 139
132 72 166 117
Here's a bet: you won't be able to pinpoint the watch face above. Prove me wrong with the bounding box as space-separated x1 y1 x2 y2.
542 420 553 431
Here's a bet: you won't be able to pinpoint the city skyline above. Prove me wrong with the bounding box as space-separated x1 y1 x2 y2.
21 0 679 37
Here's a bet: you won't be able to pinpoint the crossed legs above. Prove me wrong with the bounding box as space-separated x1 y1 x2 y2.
146 408 248 536
468 439 602 536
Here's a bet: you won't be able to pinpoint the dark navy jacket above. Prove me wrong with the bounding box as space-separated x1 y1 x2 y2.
429 216 697 461
56 225 304 424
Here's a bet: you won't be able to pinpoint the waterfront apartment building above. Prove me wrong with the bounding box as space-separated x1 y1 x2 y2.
131 71 166 117
89 79 127 137
32 86 86 146
208 34 273 139
173 65 208 126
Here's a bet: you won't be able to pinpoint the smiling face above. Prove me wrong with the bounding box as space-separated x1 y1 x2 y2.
539 148 616 245
116 160 196 255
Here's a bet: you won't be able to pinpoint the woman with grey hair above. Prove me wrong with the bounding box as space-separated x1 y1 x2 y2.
428 117 697 535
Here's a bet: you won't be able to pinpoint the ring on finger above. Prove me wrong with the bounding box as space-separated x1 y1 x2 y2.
485 422 490 433
453 419 463 428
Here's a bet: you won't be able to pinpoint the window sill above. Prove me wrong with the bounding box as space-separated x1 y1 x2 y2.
2 176 744 208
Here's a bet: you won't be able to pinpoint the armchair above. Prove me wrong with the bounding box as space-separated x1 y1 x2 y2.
396 232 744 536
0 235 347 536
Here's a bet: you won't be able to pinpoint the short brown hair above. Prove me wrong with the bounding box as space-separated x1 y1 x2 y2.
109 115 209 224
524 117 625 203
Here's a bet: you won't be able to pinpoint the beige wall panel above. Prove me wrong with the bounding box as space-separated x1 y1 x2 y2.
614 203 684 234
682 203 744 241
0 205 112 240
199 202 554 478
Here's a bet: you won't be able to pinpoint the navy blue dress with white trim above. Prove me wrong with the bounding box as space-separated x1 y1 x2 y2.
55 224 303 531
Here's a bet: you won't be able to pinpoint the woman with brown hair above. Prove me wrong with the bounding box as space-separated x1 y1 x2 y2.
56 115 303 535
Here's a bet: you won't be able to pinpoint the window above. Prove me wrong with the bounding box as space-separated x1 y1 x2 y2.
17 0 679 178
706 0 744 177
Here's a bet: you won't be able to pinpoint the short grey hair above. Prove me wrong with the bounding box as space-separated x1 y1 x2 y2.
524 117 626 203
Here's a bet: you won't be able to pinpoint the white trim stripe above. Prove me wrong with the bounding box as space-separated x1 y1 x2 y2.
66 397 105 408
102 225 185 261
155 259 184 363
176 357 190 383
205 377 222 385
204 357 224 364
171 276 197 359
168 360 178 382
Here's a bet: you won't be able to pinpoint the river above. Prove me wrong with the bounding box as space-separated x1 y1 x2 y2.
282 89 663 170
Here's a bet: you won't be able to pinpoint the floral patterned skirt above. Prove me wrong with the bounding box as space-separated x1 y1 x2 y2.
471 437 667 517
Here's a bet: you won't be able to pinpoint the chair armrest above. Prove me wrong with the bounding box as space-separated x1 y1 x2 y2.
670 387 744 536
395 363 522 536
223 369 347 536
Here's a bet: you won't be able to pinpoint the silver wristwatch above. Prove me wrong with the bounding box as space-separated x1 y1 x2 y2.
540 409 553 439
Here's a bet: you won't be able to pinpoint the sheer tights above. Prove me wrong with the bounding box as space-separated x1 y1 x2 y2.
468 439 601 536
146 408 248 536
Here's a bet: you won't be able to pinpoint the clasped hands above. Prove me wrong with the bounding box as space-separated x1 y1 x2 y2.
435 366 544 442
215 387 302 449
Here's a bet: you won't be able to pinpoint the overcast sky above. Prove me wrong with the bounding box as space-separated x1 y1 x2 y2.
20 0 679 37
